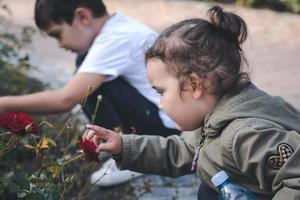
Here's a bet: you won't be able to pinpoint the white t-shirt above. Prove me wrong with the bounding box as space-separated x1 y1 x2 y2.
77 13 175 129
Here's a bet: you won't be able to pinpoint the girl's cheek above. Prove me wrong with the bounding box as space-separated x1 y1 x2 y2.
158 99 163 109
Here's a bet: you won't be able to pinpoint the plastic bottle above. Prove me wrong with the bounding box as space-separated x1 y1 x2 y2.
211 170 256 200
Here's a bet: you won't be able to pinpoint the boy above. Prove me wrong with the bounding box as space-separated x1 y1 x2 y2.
0 0 178 186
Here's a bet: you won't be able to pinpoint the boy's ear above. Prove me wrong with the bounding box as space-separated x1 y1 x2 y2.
73 8 93 26
188 73 204 99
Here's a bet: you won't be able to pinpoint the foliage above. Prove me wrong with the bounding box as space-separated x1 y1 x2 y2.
0 2 102 199
282 0 300 13
0 0 42 96
0 111 101 200
0 2 35 65
197 0 300 13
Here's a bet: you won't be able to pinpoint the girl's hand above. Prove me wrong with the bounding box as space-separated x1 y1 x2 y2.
83 124 123 155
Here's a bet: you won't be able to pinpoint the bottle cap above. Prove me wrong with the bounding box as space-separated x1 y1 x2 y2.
211 170 229 187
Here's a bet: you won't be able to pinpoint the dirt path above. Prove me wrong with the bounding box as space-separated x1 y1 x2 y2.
5 0 300 109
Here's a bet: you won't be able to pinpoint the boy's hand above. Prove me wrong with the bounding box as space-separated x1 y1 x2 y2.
83 124 122 155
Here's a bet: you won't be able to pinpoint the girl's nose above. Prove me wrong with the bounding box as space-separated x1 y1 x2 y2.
58 40 64 49
58 42 64 49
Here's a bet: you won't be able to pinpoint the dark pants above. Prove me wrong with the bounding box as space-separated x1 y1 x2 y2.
82 77 179 137
198 183 219 200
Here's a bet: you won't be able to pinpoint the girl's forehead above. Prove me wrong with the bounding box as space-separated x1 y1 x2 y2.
147 59 168 80
147 58 166 67
147 59 168 74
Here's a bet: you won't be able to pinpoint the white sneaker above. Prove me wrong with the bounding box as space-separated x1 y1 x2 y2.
91 158 143 187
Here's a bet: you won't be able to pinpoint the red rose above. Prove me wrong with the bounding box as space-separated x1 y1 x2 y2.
79 137 99 162
0 112 39 135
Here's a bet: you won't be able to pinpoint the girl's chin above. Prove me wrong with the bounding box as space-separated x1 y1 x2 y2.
176 123 200 132
175 125 182 131
175 124 190 131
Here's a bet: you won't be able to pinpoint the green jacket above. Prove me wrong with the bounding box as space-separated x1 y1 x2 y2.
118 83 300 200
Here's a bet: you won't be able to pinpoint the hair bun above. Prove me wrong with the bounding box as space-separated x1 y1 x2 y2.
208 5 247 49
208 5 224 27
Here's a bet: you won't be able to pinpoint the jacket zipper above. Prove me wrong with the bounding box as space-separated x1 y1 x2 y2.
191 137 205 171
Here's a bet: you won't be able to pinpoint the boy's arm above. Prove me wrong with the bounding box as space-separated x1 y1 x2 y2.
0 73 105 114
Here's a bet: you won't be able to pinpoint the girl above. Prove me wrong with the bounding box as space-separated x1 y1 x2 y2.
83 5 300 199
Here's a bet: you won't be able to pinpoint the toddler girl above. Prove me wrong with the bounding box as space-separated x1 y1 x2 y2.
83 5 300 199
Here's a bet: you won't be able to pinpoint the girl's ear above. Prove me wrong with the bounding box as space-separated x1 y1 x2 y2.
188 73 204 99
73 7 93 26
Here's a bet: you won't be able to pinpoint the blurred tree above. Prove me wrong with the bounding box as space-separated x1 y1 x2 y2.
0 0 44 96
194 0 300 13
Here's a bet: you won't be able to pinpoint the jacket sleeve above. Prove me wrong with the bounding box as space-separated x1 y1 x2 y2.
271 143 300 200
117 131 200 177
228 119 300 199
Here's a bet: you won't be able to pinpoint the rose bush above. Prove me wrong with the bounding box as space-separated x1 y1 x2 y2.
0 111 100 199
0 112 39 135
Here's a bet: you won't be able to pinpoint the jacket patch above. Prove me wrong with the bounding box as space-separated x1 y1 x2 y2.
267 143 294 170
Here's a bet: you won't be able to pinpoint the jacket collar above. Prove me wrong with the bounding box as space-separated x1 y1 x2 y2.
201 83 300 136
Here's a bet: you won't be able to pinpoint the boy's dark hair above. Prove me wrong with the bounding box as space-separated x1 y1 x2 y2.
35 0 107 30
146 5 250 96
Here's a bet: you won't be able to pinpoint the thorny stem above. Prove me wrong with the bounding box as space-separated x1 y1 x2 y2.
59 153 84 199
91 95 102 124
0 135 17 158
0 132 10 137
63 134 79 156
55 86 92 141
80 86 92 105
39 121 54 129
54 109 81 141
62 153 84 166
34 160 50 190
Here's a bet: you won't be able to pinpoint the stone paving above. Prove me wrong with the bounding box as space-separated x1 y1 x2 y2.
4 0 300 199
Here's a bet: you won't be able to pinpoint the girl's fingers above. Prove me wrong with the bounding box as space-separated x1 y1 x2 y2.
97 142 112 153
82 129 89 138
86 124 102 130
86 124 111 139
92 135 100 146
84 129 96 140
86 124 109 133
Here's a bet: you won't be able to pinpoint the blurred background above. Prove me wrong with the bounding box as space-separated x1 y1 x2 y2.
3 0 300 109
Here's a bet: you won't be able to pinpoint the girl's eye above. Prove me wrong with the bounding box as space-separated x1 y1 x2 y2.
55 34 62 40
156 89 164 95
50 32 61 40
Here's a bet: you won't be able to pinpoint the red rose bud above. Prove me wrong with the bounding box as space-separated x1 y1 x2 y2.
79 137 99 162
0 112 39 135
